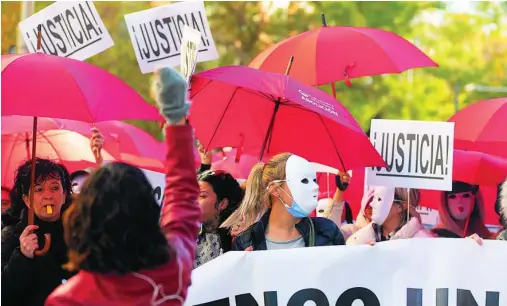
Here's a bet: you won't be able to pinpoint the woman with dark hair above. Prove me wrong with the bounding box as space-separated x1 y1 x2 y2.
1 158 74 306
46 66 200 305
196 169 244 267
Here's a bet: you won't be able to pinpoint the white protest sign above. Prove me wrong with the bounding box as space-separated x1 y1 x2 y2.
180 25 202 84
185 239 507 306
124 1 219 74
141 168 166 206
366 119 454 191
18 1 114 60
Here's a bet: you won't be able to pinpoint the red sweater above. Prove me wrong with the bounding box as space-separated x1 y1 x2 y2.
45 125 200 306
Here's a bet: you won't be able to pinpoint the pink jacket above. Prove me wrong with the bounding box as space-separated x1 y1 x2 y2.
346 217 434 245
46 125 200 306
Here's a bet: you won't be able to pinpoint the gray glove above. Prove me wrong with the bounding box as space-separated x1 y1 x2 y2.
153 67 190 124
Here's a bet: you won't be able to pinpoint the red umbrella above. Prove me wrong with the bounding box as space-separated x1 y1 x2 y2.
453 149 507 186
1 53 164 123
189 65 385 171
1 130 115 188
2 116 166 172
249 23 437 95
448 97 507 159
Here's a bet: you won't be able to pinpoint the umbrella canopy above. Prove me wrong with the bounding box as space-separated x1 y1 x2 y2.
452 149 507 186
1 130 115 188
1 53 164 123
249 26 437 86
448 97 507 159
189 65 385 171
2 116 166 171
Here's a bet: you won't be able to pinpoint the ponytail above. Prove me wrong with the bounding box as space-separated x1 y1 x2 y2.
221 162 267 230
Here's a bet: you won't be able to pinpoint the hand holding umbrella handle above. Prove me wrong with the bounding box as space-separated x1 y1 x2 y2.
33 234 51 256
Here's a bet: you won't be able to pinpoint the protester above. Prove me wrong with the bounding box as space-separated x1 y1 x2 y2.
69 170 91 195
347 187 432 244
315 171 354 227
433 181 493 239
497 178 507 240
46 66 200 305
221 162 268 236
197 142 212 174
69 127 105 196
195 169 244 267
1 158 74 306
339 187 375 240
230 153 345 251
2 186 12 213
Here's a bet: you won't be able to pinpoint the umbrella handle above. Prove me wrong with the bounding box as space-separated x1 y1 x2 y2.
33 233 51 257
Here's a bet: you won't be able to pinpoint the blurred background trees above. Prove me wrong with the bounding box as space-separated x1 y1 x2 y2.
2 1 506 139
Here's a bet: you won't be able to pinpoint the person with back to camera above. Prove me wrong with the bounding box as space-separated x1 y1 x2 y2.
45 66 200 305
1 158 75 306
231 153 345 251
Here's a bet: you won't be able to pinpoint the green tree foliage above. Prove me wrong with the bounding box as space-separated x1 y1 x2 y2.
2 1 506 138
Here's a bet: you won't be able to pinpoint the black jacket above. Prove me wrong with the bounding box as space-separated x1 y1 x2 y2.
1 209 75 306
232 210 345 251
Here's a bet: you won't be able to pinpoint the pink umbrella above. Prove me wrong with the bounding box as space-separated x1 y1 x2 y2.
189 65 385 171
2 116 166 172
1 53 164 123
1 130 115 188
211 148 270 179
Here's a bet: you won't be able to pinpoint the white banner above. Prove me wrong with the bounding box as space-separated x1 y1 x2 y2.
18 1 114 60
366 119 455 191
141 168 166 206
124 1 219 74
185 239 506 306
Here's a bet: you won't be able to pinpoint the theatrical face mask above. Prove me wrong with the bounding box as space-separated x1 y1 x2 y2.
316 198 332 217
369 186 395 225
272 155 319 218
447 192 475 221
71 174 89 194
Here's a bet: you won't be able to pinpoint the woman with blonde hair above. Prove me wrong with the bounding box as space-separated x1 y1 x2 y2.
227 153 345 251
346 187 432 245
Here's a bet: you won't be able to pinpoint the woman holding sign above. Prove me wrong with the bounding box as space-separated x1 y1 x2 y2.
231 153 345 251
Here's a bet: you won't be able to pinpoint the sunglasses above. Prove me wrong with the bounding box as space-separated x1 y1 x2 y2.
198 170 228 181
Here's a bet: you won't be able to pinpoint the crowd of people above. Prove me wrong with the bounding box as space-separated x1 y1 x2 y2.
1 66 506 306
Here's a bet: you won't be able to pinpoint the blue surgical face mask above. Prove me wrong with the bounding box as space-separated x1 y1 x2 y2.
277 188 309 218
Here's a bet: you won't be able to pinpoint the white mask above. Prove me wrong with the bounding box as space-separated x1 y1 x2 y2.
369 186 395 225
71 174 89 194
316 198 332 217
285 155 319 215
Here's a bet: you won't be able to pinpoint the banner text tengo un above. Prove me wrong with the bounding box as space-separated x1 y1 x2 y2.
185 239 506 306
